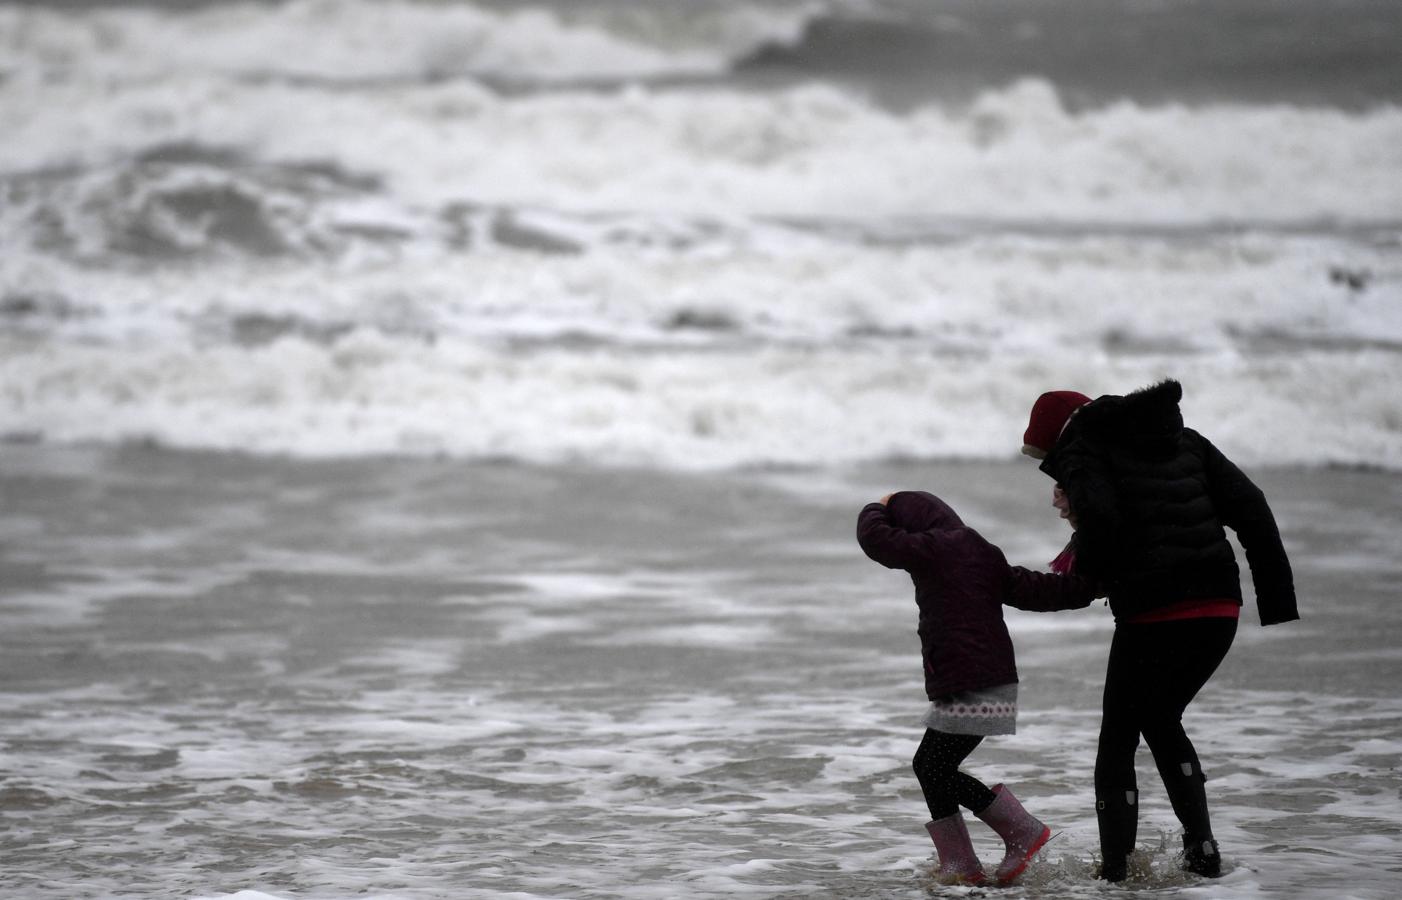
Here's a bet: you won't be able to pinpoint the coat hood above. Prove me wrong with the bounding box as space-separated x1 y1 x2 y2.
1072 379 1185 456
886 490 965 533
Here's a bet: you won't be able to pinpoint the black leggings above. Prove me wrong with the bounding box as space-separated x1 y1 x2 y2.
913 729 997 820
1095 618 1237 829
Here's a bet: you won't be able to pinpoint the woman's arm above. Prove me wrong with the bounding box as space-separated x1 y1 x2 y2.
1201 436 1299 624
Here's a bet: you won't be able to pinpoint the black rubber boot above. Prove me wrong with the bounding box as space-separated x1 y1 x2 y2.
1160 758 1221 876
1095 789 1138 882
1183 836 1222 877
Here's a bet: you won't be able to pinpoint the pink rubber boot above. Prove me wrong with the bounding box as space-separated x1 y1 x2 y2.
975 784 1053 884
925 813 987 884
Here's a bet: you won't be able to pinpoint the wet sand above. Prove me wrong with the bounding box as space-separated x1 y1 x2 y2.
1 446 1399 899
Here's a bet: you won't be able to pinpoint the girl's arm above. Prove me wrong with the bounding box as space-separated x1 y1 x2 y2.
1004 565 1098 611
856 501 947 571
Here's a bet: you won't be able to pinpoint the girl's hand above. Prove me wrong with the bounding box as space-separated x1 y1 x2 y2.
879 493 894 505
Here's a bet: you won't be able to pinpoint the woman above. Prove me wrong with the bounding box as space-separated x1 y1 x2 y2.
1020 379 1299 881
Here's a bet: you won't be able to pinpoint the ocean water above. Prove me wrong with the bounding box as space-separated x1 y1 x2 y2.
2 1 1402 898
2 449 1401 900
3 0 1401 469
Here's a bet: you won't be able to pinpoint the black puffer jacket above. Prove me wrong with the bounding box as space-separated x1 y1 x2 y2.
1041 379 1298 625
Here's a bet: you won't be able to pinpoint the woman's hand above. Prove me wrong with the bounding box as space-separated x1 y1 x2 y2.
879 493 894 505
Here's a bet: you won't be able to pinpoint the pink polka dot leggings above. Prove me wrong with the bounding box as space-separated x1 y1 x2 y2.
913 729 997 819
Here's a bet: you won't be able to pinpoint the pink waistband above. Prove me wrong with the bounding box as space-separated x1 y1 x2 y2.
1124 598 1241 625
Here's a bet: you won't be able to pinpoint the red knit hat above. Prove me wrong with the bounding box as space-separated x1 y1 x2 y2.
1022 390 1092 458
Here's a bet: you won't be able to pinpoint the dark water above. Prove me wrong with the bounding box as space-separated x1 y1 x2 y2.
2 447 1400 898
738 0 1402 110
7 0 1402 108
3 3 1401 893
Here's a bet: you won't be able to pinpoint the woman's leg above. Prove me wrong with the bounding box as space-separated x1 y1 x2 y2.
1095 618 1238 799
1094 626 1144 879
913 729 995 820
1096 618 1237 877
1095 626 1143 797
1135 618 1237 872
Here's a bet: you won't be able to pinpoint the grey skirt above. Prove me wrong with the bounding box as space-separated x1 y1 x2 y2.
921 683 1019 736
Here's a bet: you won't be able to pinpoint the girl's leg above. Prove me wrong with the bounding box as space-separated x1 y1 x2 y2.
914 729 991 883
913 729 995 820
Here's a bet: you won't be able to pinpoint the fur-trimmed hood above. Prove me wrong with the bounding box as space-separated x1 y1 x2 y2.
1069 379 1185 456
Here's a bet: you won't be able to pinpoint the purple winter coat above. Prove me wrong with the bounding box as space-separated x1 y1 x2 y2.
857 491 1097 699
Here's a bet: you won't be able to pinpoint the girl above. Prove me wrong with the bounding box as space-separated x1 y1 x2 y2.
857 489 1097 884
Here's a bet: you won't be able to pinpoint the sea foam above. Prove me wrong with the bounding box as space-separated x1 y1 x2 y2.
5 74 1400 227
3 2 1399 471
0 0 814 85
3 221 1399 469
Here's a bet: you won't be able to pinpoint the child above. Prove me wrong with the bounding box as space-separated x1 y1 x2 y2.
857 489 1097 885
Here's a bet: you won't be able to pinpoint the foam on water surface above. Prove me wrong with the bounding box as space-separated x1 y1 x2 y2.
3 229 1400 469
3 2 1400 471
2 3 1400 891
5 75 1401 223
2 449 1400 899
0 0 812 85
